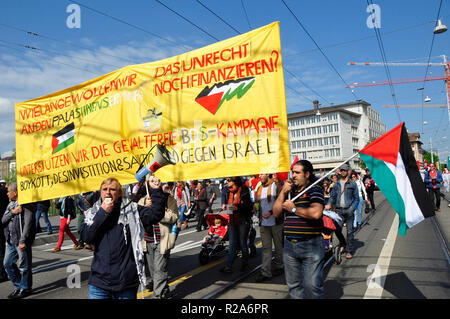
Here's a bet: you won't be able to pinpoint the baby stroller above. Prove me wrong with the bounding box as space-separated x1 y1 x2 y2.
198 212 229 265
322 210 344 265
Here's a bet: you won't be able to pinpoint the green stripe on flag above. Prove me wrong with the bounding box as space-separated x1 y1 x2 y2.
360 152 408 236
53 136 74 154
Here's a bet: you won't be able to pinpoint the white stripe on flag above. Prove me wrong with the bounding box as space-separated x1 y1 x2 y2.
57 129 75 144
385 153 424 228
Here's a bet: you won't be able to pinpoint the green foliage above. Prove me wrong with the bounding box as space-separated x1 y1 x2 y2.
423 151 439 164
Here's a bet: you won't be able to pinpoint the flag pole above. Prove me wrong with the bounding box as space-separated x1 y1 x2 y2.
290 152 360 202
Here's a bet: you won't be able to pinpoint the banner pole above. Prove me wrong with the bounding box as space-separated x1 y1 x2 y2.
290 152 360 202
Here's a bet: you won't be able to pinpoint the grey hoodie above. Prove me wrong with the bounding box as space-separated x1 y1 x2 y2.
2 201 34 246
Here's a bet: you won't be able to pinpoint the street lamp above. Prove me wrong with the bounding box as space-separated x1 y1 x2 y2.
434 19 448 34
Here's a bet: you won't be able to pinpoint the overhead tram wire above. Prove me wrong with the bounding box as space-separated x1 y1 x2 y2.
280 0 359 101
0 43 102 76
284 18 449 58
193 0 330 106
195 0 241 35
422 0 445 136
69 0 193 51
366 0 401 123
154 0 219 42
0 23 140 65
240 0 252 30
0 39 123 70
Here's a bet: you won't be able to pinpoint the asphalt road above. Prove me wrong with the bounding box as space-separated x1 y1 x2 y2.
0 192 448 300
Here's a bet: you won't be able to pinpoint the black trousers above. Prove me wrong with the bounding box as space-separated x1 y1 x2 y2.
196 207 208 231
428 188 441 210
367 190 375 210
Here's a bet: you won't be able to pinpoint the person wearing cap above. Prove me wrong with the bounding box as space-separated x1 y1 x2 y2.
325 163 359 259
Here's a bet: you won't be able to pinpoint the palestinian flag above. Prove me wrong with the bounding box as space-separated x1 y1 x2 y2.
52 123 75 154
195 77 255 115
359 122 434 236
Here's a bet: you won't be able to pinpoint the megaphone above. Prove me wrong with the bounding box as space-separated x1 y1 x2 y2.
135 144 176 182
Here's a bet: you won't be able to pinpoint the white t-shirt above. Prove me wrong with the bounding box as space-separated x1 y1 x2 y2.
260 183 277 227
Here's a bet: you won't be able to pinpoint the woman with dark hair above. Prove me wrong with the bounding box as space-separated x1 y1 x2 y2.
219 176 253 273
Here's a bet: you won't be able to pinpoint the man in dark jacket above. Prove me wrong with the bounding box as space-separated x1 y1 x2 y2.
80 176 166 299
2 182 35 299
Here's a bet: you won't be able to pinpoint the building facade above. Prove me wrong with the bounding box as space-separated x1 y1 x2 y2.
287 100 386 172
408 132 425 165
0 151 16 181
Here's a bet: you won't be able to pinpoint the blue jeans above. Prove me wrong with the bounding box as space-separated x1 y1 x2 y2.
336 207 355 254
283 236 325 299
35 209 53 234
88 284 137 299
353 196 363 228
226 221 250 268
3 242 32 291
178 205 186 223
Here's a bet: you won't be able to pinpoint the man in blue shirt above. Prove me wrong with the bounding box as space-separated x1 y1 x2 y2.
325 163 359 259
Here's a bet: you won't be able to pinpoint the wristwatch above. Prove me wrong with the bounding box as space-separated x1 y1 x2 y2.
291 207 296 213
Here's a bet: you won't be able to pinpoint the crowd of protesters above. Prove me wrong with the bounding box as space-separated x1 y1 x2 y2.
0 159 447 300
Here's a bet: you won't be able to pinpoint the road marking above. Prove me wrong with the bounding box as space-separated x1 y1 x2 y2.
138 241 263 299
42 244 77 252
33 256 93 274
363 213 398 299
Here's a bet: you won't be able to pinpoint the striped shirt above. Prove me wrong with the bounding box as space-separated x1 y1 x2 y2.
283 185 324 239
144 223 161 243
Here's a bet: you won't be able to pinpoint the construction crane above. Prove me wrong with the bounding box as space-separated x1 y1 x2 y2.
347 55 450 122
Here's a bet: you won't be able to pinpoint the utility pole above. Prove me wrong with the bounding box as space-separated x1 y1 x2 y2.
430 137 434 163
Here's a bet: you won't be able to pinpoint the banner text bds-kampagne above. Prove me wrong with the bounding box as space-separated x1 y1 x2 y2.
18 117 281 192
15 22 290 203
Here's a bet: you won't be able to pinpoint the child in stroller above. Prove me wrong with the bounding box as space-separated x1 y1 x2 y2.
198 213 229 264
322 210 344 265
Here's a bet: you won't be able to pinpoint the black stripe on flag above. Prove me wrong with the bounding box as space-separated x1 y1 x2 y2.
399 123 435 218
53 122 75 138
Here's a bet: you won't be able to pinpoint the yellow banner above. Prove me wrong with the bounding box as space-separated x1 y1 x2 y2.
15 22 289 204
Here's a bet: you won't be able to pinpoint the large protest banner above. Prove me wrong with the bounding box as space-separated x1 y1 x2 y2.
15 21 290 204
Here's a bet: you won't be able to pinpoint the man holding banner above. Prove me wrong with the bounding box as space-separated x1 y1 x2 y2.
14 22 290 207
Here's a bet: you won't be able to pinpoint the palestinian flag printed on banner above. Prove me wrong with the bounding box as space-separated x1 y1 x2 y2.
195 77 255 115
359 122 434 236
52 123 75 154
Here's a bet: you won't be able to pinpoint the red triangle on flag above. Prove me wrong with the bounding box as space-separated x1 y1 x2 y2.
51 136 59 154
195 92 223 115
290 155 300 170
359 122 403 166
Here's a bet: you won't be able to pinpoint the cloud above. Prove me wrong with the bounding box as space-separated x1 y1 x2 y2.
0 97 15 117
0 38 186 155
0 120 16 154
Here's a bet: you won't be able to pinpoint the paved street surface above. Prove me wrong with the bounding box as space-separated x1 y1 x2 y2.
0 191 449 301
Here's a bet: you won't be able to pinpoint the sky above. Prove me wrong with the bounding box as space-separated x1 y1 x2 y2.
1 0 449 163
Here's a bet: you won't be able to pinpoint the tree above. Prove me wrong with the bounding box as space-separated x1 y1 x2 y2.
423 151 439 164
359 138 377 170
